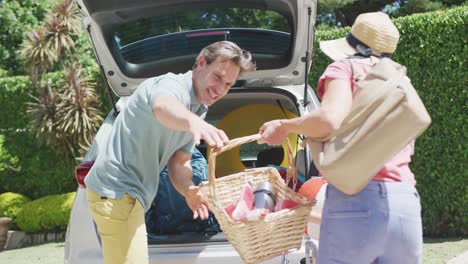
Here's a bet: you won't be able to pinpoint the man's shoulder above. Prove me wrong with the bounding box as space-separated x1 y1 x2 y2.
158 71 191 87
135 71 194 107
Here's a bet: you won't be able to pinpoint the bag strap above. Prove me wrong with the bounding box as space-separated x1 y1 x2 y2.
306 58 406 143
304 59 373 143
346 57 380 81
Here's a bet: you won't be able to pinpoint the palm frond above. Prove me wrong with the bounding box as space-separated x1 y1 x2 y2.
21 28 57 72
56 63 103 155
26 85 61 147
44 14 75 56
53 0 81 35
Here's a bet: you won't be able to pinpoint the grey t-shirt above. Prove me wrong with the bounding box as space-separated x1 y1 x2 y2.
85 71 207 212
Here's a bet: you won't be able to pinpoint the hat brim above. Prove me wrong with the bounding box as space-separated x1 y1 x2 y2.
319 37 357 61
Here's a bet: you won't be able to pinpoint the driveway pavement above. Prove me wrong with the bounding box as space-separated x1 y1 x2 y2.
0 242 63 264
0 239 466 263
448 250 468 264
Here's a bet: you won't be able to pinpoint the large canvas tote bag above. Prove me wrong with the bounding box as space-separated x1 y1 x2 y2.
306 58 431 195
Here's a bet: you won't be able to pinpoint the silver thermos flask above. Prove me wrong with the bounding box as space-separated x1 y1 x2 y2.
253 182 276 211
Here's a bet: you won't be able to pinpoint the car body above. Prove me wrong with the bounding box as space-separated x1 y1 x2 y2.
65 0 324 263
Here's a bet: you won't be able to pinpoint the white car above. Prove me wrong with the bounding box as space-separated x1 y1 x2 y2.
65 0 324 263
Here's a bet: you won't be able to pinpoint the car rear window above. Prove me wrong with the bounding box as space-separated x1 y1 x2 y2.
113 7 292 70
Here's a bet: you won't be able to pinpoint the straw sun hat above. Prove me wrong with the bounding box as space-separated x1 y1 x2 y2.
320 12 400 61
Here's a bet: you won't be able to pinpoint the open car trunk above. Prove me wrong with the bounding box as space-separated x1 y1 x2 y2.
145 87 309 245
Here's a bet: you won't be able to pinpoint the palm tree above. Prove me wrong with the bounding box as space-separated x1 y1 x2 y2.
57 63 103 157
22 27 61 149
26 84 62 148
21 27 56 90
53 0 81 35
21 0 103 160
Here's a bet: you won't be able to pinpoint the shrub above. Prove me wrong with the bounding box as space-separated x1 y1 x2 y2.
0 192 31 220
310 6 467 237
0 68 8 78
0 67 103 199
16 192 76 233
0 134 19 174
0 131 76 199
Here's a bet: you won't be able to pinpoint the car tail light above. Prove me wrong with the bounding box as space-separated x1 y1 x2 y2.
75 161 94 188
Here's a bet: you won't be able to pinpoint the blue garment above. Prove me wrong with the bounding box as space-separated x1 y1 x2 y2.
317 181 422 264
85 71 208 212
146 148 219 234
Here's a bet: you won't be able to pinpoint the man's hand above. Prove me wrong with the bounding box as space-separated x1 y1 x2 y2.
189 118 229 148
258 119 288 145
152 95 229 148
168 151 210 220
184 186 210 220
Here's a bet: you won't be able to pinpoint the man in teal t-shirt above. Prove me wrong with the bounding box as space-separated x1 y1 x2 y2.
85 41 255 264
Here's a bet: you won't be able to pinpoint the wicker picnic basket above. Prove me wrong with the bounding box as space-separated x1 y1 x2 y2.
199 134 314 264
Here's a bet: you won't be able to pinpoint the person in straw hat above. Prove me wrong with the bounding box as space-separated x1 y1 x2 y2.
258 12 422 263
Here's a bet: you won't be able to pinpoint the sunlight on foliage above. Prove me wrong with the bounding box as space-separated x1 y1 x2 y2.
57 64 103 154
22 0 102 159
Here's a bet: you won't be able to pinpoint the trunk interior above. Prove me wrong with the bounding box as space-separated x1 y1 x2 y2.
146 88 308 245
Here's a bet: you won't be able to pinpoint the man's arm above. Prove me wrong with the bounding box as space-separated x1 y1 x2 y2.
167 149 209 220
152 95 228 148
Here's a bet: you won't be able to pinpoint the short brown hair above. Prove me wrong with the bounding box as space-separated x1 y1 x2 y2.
194 41 256 73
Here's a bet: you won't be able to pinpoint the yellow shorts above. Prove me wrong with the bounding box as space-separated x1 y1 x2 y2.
87 189 148 264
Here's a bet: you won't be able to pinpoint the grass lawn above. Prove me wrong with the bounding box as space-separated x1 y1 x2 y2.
423 238 468 263
0 238 466 263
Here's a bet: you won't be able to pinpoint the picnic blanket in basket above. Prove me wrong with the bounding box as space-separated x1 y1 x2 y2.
200 134 314 264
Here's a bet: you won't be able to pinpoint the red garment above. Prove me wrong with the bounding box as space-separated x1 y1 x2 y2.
225 182 301 222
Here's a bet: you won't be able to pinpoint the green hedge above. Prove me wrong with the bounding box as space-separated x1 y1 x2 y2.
15 192 76 233
0 75 31 129
0 131 77 198
311 7 467 237
0 192 30 220
0 74 75 199
0 66 105 199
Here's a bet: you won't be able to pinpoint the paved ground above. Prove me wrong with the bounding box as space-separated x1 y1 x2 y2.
423 238 468 264
0 238 466 263
0 242 63 264
448 251 468 264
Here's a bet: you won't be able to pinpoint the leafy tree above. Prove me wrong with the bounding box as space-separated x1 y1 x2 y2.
334 0 397 26
392 0 466 16
318 0 467 26
21 0 102 160
0 0 53 76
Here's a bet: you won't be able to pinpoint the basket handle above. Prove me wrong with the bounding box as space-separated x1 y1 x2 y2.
207 134 298 195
